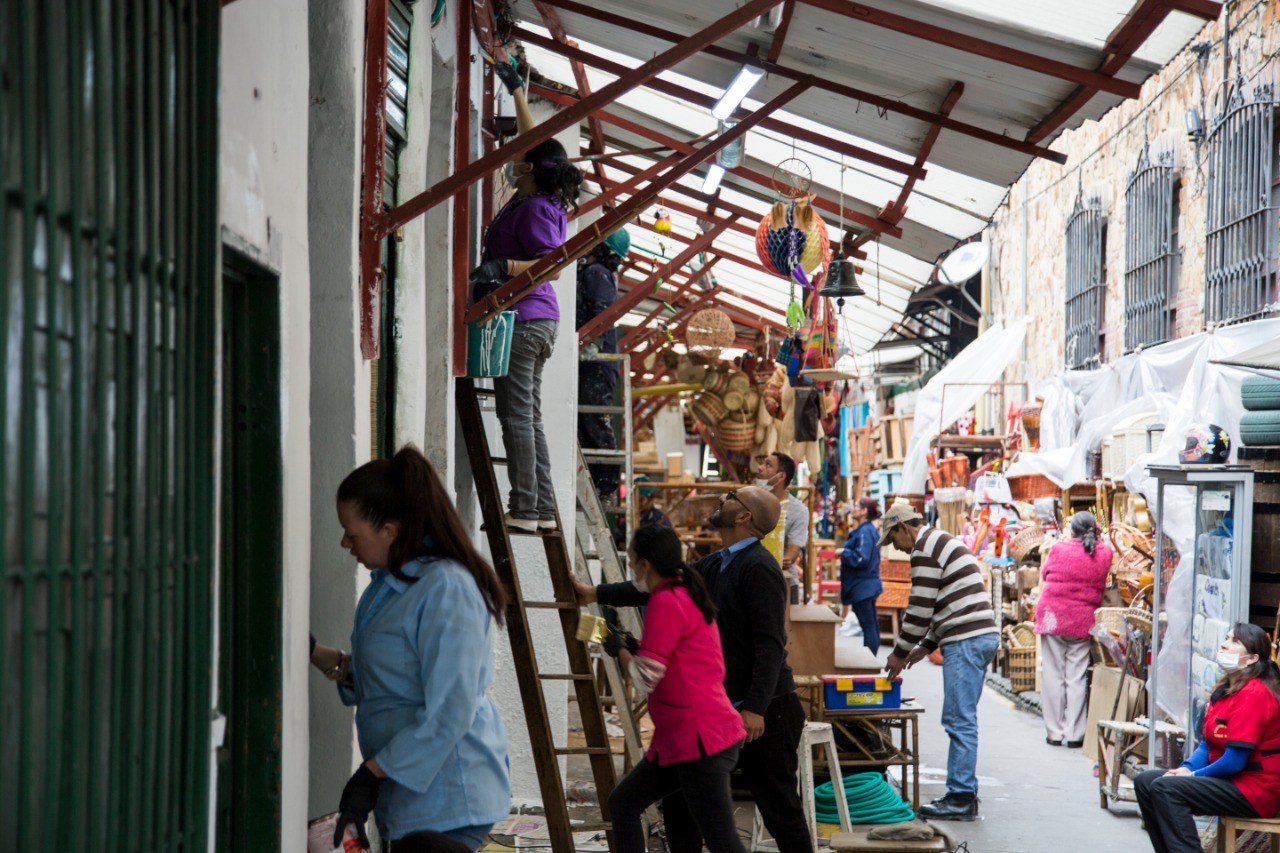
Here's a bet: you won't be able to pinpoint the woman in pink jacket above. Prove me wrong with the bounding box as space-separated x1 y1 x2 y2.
606 525 747 853
1035 511 1114 747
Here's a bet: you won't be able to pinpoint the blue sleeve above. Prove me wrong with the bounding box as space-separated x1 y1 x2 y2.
1180 740 1210 771
841 527 873 574
371 571 492 792
1193 746 1251 778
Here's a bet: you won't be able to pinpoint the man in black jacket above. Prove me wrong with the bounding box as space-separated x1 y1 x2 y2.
573 485 813 853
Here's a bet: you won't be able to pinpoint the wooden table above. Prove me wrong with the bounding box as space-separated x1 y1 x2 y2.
795 678 924 810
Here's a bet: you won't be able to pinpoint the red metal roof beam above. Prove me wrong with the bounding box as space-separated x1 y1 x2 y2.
801 0 1139 98
766 0 797 65
618 260 724 351
465 77 810 325
533 0 609 191
1026 0 1222 144
533 85 903 239
381 0 786 238
515 25 924 181
577 148 689 219
536 0 1067 164
579 219 735 344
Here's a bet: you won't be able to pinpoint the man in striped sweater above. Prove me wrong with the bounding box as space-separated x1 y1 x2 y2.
881 504 999 821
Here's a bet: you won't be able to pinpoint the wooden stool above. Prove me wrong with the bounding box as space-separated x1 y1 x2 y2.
829 826 950 852
876 607 901 647
1219 816 1280 852
750 721 852 852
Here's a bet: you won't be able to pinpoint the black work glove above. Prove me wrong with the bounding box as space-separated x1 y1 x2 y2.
334 763 384 849
469 258 509 286
603 627 638 659
494 58 524 95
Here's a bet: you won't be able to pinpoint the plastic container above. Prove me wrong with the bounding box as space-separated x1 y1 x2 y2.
823 676 903 710
466 311 516 377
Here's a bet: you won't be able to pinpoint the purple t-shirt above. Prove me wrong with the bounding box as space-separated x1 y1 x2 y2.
477 193 566 322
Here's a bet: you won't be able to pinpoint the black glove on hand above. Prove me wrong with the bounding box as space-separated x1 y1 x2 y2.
602 627 638 659
469 258 509 286
494 59 524 95
334 763 384 849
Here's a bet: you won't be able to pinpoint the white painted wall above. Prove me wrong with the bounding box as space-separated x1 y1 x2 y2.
219 0 313 847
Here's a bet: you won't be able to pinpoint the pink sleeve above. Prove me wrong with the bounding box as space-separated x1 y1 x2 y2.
638 588 685 666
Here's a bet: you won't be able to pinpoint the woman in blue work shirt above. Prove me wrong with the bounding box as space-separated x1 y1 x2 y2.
318 445 511 851
839 497 883 652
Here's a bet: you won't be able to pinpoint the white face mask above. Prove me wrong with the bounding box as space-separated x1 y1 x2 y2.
1218 651 1251 672
753 478 771 489
632 563 650 594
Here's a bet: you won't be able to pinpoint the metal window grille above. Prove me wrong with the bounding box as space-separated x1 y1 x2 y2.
2 1 219 849
1123 148 1179 351
1064 194 1108 369
1204 85 1278 327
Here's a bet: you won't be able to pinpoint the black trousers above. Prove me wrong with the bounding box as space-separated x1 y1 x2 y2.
1134 769 1258 853
608 744 746 853
662 692 813 853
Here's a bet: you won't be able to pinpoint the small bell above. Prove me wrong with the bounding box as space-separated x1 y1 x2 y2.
818 255 864 311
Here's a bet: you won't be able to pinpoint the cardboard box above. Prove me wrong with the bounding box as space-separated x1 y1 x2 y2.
1083 665 1145 761
785 604 841 676
666 452 684 477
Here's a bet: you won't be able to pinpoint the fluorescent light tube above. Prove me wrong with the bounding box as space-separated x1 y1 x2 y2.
710 63 764 121
702 163 726 194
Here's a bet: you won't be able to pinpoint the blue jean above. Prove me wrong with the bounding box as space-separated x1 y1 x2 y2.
494 319 557 519
849 596 880 652
389 823 494 852
939 632 999 795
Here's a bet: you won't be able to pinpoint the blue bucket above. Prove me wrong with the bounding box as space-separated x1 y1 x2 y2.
467 311 517 377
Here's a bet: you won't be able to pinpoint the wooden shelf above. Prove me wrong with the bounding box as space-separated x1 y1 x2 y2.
933 434 1010 452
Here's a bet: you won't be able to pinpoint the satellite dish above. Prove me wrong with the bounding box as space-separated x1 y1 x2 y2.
937 241 989 285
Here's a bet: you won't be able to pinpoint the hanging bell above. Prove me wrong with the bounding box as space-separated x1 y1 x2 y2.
818 255 864 311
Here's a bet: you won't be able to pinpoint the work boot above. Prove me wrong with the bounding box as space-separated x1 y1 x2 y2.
918 792 978 821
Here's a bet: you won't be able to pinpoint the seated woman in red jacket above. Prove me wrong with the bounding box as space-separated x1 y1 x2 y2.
605 525 748 853
1034 511 1113 747
1135 623 1280 853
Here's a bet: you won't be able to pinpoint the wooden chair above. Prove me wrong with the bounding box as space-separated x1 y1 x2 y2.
1219 817 1280 852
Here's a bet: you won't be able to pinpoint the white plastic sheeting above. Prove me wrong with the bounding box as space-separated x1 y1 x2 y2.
1002 318 1280 726
899 318 1028 493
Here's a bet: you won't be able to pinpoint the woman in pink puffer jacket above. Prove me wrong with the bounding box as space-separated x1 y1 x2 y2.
1034 512 1113 747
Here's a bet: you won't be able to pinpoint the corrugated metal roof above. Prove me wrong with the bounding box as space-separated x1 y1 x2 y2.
510 0 1215 362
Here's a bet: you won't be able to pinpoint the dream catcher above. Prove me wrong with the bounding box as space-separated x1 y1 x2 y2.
756 155 831 332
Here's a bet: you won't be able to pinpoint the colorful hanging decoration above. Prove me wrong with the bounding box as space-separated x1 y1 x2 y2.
653 208 672 233
755 198 831 290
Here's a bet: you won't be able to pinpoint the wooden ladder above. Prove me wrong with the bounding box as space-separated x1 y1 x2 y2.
457 378 618 853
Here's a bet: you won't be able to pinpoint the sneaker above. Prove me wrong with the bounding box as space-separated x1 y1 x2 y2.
1045 737 1063 747
1065 739 1084 749
918 793 978 822
505 514 539 534
538 518 559 532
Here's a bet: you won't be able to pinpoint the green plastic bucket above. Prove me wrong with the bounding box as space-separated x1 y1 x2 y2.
466 311 517 377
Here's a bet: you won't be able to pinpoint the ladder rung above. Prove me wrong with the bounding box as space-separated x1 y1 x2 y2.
582 551 599 560
554 747 614 756
539 673 595 681
570 823 613 833
579 405 626 414
524 600 578 610
472 387 497 397
581 449 628 460
490 456 507 465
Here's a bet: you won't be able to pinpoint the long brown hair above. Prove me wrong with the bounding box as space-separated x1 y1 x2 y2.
1211 622 1280 702
337 445 508 625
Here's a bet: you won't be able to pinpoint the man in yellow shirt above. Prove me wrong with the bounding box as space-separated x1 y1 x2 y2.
755 453 808 586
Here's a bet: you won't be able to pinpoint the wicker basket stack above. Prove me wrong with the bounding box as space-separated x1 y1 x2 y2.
1004 622 1037 692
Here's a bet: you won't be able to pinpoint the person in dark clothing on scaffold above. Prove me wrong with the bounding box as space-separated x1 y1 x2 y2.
573 485 814 853
576 227 631 504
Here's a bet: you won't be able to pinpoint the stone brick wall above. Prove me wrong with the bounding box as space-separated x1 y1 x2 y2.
987 0 1280 387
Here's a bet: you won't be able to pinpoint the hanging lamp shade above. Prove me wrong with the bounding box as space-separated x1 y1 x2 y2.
685 308 736 360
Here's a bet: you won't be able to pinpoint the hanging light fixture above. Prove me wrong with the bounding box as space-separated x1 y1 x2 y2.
817 154 864 312
710 61 765 121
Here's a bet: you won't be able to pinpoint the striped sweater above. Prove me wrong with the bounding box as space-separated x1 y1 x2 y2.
893 526 998 658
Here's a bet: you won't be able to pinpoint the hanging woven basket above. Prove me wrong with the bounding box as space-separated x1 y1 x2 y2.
685 309 736 360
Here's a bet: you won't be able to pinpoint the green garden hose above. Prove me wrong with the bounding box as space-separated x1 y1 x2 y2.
814 772 915 825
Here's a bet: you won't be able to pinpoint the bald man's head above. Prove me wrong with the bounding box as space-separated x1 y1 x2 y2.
734 486 781 539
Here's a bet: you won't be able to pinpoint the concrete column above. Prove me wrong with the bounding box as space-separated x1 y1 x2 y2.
306 0 368 819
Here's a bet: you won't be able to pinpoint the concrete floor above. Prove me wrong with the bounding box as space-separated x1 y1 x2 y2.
839 628 1151 853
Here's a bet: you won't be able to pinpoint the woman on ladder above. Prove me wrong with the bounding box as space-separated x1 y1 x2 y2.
603 525 749 853
469 58 583 534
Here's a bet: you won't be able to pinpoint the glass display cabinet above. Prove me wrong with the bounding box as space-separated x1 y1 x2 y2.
1147 464 1254 765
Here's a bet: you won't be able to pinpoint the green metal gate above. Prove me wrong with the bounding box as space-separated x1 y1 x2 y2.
1 0 220 849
